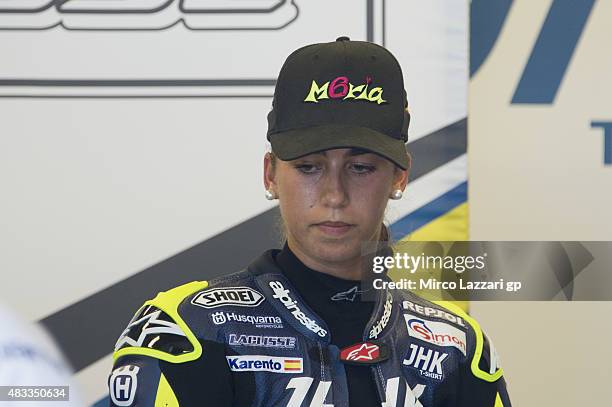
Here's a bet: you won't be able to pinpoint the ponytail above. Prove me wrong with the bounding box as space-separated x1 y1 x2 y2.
379 222 394 256
380 223 390 242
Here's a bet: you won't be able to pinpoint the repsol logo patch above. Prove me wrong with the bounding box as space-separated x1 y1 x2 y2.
403 300 466 328
192 287 264 308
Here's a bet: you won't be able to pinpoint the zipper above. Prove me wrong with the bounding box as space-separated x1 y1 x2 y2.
372 363 387 406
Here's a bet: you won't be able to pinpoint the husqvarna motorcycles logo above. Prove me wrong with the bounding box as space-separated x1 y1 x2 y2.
304 75 387 105
210 311 283 328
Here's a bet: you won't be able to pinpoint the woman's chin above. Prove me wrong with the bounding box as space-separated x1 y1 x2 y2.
306 239 362 264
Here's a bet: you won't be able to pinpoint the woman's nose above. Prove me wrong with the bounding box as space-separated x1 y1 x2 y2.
320 172 349 208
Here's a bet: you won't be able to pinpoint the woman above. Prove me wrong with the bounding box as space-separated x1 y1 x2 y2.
108 37 511 406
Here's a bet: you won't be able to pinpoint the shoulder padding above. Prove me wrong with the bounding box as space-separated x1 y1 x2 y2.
113 281 208 364
433 301 504 382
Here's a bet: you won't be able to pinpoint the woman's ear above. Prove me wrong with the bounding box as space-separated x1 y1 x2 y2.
263 152 276 192
393 152 411 191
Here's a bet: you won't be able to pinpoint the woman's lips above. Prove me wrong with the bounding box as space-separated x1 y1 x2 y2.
314 221 354 236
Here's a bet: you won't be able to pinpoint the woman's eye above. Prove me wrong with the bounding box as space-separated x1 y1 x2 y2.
350 163 376 174
295 164 320 174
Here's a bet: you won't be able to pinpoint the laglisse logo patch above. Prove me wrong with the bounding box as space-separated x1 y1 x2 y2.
304 76 387 105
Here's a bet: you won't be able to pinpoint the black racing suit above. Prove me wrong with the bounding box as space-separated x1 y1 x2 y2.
108 243 511 406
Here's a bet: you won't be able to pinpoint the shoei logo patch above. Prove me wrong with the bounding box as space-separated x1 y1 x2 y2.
404 313 467 355
269 281 328 338
226 355 303 374
192 287 264 309
109 365 139 407
303 76 387 105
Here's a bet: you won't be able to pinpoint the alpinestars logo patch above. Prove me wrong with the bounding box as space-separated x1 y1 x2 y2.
114 308 185 352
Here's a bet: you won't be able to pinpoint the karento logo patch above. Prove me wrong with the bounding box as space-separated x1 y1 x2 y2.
303 75 387 105
404 313 467 355
226 355 303 374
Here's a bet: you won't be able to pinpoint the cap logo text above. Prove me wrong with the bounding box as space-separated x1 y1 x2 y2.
303 76 387 105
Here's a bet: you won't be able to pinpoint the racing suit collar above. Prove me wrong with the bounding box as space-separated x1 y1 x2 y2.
248 249 396 344
275 242 375 313
249 250 332 344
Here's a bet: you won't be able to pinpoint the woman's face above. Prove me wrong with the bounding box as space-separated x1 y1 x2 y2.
264 147 408 267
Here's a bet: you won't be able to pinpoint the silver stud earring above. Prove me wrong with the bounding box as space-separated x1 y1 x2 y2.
390 189 403 200
265 190 276 200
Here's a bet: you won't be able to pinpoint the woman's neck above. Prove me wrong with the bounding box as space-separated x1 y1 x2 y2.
287 239 365 281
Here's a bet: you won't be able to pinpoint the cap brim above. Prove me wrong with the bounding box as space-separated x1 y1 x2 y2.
268 124 409 170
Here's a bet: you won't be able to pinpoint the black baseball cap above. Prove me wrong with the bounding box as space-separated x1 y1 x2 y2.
266 36 410 169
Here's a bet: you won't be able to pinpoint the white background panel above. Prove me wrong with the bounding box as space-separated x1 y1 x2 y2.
386 0 468 142
0 98 275 320
470 0 612 405
0 1 468 404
